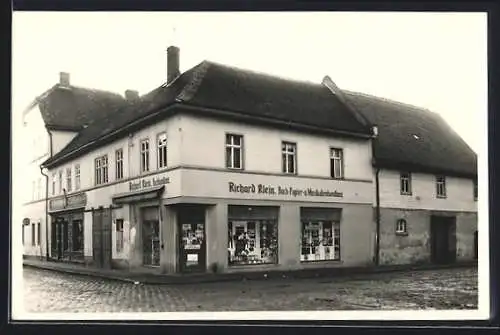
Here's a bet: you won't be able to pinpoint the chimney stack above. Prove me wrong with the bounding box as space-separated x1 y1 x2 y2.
59 72 70 87
125 89 140 101
167 46 180 85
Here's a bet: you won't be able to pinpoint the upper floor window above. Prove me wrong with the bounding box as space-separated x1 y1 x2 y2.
37 222 41 245
58 170 63 194
436 175 447 198
330 148 344 179
473 179 478 201
282 141 297 174
157 133 168 169
66 167 72 192
75 164 81 190
140 139 150 173
31 222 36 246
51 173 56 196
400 172 412 195
115 149 124 180
225 134 243 169
37 178 42 200
95 155 109 185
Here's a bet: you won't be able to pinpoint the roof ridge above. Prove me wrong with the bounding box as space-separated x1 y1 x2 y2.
175 61 211 102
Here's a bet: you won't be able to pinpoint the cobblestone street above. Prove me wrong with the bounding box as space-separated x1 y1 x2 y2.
22 267 478 312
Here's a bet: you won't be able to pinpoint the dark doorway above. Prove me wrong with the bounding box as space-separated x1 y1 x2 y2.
92 207 112 269
51 217 65 260
430 215 457 264
141 207 160 267
474 230 478 260
177 205 206 273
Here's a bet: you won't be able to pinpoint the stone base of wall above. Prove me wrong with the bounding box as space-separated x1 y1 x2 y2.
111 258 130 270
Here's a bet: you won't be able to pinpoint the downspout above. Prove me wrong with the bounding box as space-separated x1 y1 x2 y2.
40 166 50 261
372 126 381 266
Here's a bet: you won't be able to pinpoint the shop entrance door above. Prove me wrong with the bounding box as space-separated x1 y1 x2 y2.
92 207 112 269
430 215 457 264
51 217 65 260
142 220 160 266
178 205 206 273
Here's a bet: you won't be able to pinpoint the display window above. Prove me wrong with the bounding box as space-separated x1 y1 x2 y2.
301 221 340 262
228 219 278 265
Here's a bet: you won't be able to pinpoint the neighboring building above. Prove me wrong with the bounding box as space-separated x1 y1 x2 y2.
342 91 478 265
20 46 478 275
20 73 128 260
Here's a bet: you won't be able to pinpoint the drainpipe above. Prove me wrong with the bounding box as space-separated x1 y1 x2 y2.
39 166 50 261
371 126 381 266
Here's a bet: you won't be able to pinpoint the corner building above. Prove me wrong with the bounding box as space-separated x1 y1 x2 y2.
40 54 377 274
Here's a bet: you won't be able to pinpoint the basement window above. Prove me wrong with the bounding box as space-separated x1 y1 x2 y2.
396 219 408 235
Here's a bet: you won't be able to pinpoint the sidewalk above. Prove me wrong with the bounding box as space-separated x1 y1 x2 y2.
23 258 477 285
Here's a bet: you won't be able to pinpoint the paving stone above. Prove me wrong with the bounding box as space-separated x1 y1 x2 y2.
22 267 478 312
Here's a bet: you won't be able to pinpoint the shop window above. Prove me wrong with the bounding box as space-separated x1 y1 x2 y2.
66 167 72 192
228 220 278 265
95 155 109 185
63 222 69 251
37 222 41 246
225 134 243 169
116 219 124 252
282 141 297 174
301 221 340 262
115 149 124 180
72 219 83 251
75 164 81 190
140 139 150 173
31 223 35 246
436 175 447 198
400 172 412 195
330 148 344 179
396 219 407 235
157 133 168 169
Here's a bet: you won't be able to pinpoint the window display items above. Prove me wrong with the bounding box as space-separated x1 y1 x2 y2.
228 220 278 265
301 221 340 261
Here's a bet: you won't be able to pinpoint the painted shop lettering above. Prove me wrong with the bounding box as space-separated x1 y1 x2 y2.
228 182 343 198
129 175 170 191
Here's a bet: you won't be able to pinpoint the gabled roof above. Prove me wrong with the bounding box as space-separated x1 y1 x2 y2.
343 91 477 178
30 84 128 131
42 61 372 168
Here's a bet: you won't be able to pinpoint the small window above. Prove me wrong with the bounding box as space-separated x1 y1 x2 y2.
140 139 150 173
330 148 344 179
436 175 447 198
116 219 124 253
225 134 243 169
400 172 412 195
66 167 72 192
473 179 478 201
157 133 168 169
282 141 297 174
31 223 36 246
396 219 407 235
115 149 124 180
75 164 81 190
37 222 41 246
95 155 109 185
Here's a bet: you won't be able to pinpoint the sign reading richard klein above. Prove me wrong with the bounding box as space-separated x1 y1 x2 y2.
228 182 343 198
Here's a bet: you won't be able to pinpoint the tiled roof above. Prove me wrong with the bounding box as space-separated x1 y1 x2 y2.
343 91 477 178
36 85 128 130
42 61 372 167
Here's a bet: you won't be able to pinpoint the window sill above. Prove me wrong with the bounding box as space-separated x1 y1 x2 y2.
300 259 342 264
436 195 447 199
400 192 412 196
396 232 408 236
226 167 244 171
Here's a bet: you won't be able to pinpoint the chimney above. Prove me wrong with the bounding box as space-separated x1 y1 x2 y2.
59 72 70 87
167 46 180 85
125 89 140 101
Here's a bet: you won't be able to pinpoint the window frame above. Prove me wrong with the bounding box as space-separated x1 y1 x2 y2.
300 220 341 262
115 148 124 180
116 219 124 253
75 164 81 190
436 175 447 198
140 138 150 173
58 170 63 194
95 155 109 185
157 133 168 170
66 167 72 192
400 172 412 195
225 133 244 170
395 219 408 235
281 141 297 175
37 222 41 246
330 147 344 179
31 222 36 246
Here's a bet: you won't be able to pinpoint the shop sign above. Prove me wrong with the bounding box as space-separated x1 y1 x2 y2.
129 175 170 191
49 193 87 211
228 182 343 198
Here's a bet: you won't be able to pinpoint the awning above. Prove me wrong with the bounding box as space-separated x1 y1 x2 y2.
112 185 165 205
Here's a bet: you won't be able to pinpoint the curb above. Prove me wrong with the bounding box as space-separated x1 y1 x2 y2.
23 261 477 286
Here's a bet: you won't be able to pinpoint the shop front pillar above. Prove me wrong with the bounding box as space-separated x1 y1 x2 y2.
205 203 228 273
160 205 177 274
278 204 301 270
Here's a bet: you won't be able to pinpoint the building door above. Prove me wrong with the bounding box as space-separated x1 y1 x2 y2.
178 205 206 273
92 207 112 269
141 207 160 267
430 216 457 264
